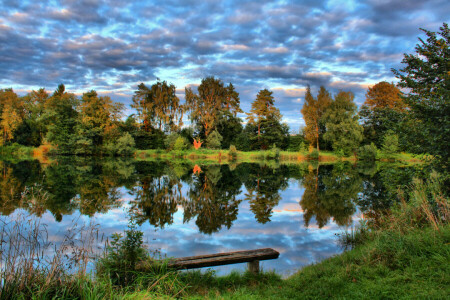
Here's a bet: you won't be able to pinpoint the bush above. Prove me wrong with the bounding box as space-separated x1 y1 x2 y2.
382 130 399 155
358 143 378 161
173 136 189 151
206 130 223 149
116 132 136 156
164 132 180 150
96 222 147 286
104 132 136 156
265 144 280 160
308 149 319 160
228 145 238 160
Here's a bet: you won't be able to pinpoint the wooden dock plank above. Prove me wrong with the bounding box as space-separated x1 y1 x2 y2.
167 248 279 270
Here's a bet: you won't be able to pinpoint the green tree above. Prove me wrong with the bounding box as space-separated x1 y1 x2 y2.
301 86 332 151
185 77 242 137
132 80 183 132
78 90 124 154
42 84 79 154
214 111 243 149
392 23 450 166
360 82 407 147
206 130 223 149
381 130 399 155
323 91 363 156
247 89 281 136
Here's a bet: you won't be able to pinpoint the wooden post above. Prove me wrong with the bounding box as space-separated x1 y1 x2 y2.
247 260 259 274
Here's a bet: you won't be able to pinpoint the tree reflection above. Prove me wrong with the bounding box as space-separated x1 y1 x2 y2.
242 163 289 223
300 163 361 228
182 165 242 234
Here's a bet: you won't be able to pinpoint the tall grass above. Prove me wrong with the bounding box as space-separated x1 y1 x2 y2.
0 212 103 299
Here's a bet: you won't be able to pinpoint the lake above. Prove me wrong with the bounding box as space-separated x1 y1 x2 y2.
0 158 420 277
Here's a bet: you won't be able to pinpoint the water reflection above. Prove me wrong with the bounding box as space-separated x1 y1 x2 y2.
0 158 420 275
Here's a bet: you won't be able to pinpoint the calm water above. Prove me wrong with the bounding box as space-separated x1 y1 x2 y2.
0 158 420 276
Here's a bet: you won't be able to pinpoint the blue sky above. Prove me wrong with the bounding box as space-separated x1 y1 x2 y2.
0 0 448 130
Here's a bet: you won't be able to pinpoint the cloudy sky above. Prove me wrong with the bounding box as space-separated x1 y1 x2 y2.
1 0 448 130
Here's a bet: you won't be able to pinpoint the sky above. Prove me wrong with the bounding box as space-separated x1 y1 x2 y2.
0 0 448 130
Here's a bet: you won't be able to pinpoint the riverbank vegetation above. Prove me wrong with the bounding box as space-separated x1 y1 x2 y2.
1 25 448 172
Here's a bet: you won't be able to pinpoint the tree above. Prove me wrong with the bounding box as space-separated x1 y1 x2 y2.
132 80 183 132
246 89 288 150
301 86 332 151
247 89 281 136
392 23 450 166
185 77 242 137
381 130 399 155
214 111 243 149
0 89 24 145
42 84 79 154
78 90 124 154
206 130 223 149
360 82 407 147
323 91 363 156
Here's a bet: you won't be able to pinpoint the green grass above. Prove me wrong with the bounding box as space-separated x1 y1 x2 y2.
184 226 449 299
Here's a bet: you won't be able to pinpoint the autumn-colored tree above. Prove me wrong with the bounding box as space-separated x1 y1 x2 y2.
132 80 183 132
360 82 408 147
301 86 332 151
185 77 242 137
365 81 406 110
0 89 25 145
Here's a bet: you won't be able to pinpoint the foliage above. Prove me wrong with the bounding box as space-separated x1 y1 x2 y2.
287 134 306 152
323 91 363 156
173 136 189 151
358 143 378 161
381 130 399 155
360 81 408 147
185 77 242 137
206 130 223 149
234 131 251 151
42 84 79 155
132 128 165 150
132 80 183 132
228 145 238 160
247 89 281 136
104 132 136 156
308 149 319 160
215 111 243 148
392 23 450 167
301 86 332 151
265 144 280 160
97 222 147 286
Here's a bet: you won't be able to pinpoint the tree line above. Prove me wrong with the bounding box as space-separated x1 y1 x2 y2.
0 23 447 166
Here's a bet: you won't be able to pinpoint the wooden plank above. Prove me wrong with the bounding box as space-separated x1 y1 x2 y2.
167 248 279 270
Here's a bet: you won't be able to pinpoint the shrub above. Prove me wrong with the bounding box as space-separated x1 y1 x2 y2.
308 149 319 160
206 130 223 149
104 133 136 156
265 144 280 160
382 130 399 155
164 132 180 150
358 143 378 161
116 132 136 156
173 136 189 151
96 222 147 286
228 145 238 160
